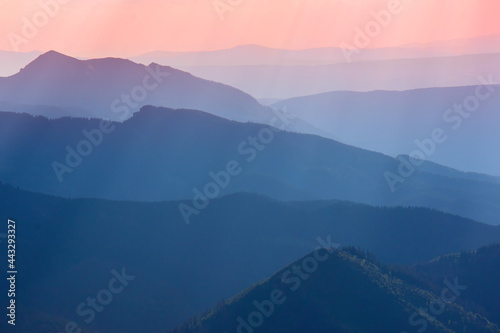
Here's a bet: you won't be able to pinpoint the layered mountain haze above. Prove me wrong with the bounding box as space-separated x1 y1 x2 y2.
126 36 500 99
273 83 500 175
5 35 500 93
1 107 500 225
2 2 500 331
131 43 456 68
2 183 500 332
180 52 500 99
5 35 500 82
132 35 500 67
0 50 265 122
0 51 323 137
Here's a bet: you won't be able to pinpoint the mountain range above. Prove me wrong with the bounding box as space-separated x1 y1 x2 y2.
170 244 500 333
132 35 500 67
2 35 500 333
175 52 500 99
272 83 500 176
1 107 500 225
2 182 500 332
3 51 499 178
0 51 299 126
3 35 500 77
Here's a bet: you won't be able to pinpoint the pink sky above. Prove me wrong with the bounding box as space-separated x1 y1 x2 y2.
0 0 499 57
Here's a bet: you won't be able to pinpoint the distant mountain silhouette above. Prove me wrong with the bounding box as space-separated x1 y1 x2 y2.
0 50 321 136
132 44 429 67
132 36 500 68
150 51 500 99
169 246 500 333
2 184 500 332
1 107 500 225
273 84 500 176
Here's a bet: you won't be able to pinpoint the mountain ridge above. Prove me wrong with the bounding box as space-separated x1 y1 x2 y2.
169 246 500 333
2 182 500 332
272 83 500 175
1 107 500 225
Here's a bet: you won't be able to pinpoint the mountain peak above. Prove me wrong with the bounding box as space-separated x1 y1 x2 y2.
37 50 75 61
23 50 79 72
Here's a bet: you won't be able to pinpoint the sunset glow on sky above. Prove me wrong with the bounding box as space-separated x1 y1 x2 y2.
0 0 499 57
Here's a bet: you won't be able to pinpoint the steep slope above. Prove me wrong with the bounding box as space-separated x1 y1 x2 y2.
0 50 41 77
406 244 500 326
2 184 500 332
169 249 499 333
1 107 500 225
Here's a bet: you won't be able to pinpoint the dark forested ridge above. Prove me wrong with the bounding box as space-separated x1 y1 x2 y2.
169 246 500 333
1 183 500 332
1 107 500 225
406 243 500 326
